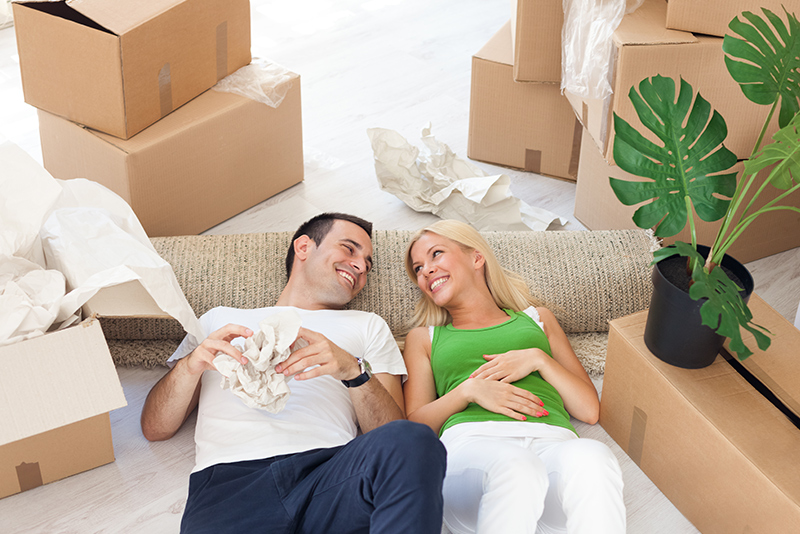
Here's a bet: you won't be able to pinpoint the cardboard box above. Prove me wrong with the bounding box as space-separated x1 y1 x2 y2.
38 73 304 237
600 295 800 533
12 0 251 139
566 0 780 166
666 0 800 38
510 0 562 83
469 21 582 180
0 319 128 499
574 126 800 263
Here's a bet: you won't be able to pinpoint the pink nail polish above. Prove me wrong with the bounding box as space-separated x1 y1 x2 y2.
521 416 527 421
543 410 549 416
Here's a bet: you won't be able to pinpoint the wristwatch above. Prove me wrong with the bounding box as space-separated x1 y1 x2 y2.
341 357 372 388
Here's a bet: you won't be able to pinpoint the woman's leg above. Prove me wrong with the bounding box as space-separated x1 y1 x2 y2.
441 433 549 534
534 438 625 534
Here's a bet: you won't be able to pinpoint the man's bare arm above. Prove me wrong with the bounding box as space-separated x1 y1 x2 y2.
348 372 404 433
140 324 252 441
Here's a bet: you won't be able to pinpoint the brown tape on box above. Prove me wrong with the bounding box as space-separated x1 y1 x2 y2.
216 21 228 81
525 149 542 174
16 461 43 492
628 406 648 466
568 117 582 179
159 63 173 118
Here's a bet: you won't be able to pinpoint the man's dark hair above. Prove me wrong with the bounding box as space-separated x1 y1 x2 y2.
285 213 373 278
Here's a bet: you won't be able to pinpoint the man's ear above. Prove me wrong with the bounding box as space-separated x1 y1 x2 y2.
294 235 313 262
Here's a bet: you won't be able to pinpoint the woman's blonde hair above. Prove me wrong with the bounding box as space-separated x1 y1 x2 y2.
404 220 539 328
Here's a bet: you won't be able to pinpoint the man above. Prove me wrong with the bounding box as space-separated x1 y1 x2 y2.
141 213 446 534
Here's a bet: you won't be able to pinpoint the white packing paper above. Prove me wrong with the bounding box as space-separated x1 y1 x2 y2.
213 310 309 412
0 140 204 347
367 125 567 231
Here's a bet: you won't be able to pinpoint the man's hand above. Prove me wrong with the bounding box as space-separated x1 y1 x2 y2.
185 324 253 375
275 327 362 381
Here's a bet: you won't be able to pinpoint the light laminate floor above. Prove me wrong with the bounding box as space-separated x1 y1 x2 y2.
1 1 799 532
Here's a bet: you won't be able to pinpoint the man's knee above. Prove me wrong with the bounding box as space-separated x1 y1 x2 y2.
370 420 446 477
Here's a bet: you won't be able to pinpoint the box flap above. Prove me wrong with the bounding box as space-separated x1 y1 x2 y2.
474 20 513 67
83 280 173 318
67 0 181 34
0 319 127 445
613 0 696 47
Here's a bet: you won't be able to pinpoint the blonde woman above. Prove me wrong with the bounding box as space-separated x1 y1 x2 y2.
403 220 625 534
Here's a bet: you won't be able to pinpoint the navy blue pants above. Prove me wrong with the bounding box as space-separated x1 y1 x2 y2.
180 420 447 534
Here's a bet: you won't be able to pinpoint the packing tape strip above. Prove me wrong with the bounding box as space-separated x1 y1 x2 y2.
525 149 542 174
216 21 228 81
568 117 582 179
159 63 173 118
628 406 647 466
16 461 43 492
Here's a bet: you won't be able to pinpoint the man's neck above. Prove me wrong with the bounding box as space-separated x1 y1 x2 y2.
275 281 344 311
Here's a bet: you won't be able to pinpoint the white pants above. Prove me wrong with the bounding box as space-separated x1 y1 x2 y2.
440 422 625 534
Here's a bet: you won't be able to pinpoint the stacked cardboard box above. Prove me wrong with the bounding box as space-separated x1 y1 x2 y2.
600 295 800 533
468 6 581 181
666 0 800 38
572 0 800 262
13 0 305 237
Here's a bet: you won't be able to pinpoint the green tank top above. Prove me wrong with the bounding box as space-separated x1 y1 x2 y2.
431 308 577 436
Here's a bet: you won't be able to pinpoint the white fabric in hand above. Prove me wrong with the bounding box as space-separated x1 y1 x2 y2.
213 309 308 412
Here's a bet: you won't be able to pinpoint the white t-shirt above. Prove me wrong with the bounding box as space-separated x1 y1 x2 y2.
168 306 407 473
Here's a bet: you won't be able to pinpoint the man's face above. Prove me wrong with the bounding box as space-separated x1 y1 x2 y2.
301 220 374 308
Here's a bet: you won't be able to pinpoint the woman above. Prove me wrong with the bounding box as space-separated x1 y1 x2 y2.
403 220 625 534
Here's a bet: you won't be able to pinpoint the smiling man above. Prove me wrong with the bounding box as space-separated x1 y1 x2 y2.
141 213 446 534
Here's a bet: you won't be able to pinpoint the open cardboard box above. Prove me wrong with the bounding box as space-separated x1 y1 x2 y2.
600 295 800 533
510 0 562 83
565 0 780 167
573 128 800 263
0 319 128 499
469 20 582 180
666 0 800 38
38 70 304 238
12 0 251 139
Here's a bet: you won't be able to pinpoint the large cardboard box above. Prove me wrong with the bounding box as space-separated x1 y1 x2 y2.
0 319 128 499
600 296 800 533
469 21 582 181
38 74 304 237
666 0 800 38
574 126 800 263
12 0 251 139
566 0 780 166
510 0 562 83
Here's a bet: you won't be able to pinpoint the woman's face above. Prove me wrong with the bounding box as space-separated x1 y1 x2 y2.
409 232 479 307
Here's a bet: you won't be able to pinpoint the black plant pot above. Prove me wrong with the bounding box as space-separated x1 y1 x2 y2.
644 245 754 369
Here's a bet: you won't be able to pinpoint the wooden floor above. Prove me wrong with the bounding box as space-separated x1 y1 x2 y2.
1 0 799 532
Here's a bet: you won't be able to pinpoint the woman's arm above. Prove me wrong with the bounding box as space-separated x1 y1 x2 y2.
403 327 546 434
470 307 600 424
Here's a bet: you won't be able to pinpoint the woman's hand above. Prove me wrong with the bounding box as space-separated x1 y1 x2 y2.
469 348 550 383
458 378 546 421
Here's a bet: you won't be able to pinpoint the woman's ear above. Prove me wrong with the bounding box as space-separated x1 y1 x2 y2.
472 250 485 270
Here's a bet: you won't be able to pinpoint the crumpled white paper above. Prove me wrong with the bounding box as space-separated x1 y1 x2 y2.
367 125 567 231
213 310 309 412
0 140 204 347
212 57 294 109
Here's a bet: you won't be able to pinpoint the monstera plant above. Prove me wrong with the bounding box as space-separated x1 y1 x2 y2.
611 8 800 363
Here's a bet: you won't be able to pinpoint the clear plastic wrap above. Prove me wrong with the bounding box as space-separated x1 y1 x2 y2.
212 57 295 108
561 0 643 100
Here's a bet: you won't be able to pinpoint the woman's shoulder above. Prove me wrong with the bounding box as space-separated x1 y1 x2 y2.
405 326 434 346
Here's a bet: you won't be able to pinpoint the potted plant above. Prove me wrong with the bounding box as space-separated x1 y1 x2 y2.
610 8 800 368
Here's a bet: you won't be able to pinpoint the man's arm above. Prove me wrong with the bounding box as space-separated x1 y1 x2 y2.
140 324 252 441
276 327 405 433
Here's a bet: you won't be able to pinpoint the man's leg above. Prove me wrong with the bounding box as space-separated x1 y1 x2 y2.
280 420 446 534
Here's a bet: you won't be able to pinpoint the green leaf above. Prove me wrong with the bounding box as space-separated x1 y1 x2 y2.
744 111 800 189
611 76 737 237
687 261 772 361
724 9 800 127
